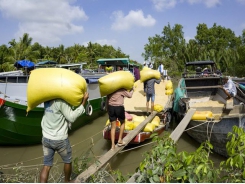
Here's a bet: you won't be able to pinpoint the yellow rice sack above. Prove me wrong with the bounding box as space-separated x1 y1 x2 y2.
165 80 173 90
125 120 134 130
151 116 160 126
143 123 155 132
165 89 173 95
142 66 150 70
132 115 145 122
133 121 141 129
154 104 163 112
106 119 110 126
105 119 121 126
27 68 87 112
140 69 161 82
98 71 134 97
191 111 213 120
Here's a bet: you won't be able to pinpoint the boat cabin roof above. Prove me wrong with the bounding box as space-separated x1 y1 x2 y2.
185 61 215 66
96 58 139 67
97 58 129 65
183 60 221 78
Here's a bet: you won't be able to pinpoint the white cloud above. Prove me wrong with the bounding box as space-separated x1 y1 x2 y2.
0 0 88 45
111 10 156 31
187 0 221 8
82 39 117 47
151 0 177 11
95 39 117 46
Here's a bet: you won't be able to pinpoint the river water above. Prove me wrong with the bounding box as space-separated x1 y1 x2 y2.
0 112 225 181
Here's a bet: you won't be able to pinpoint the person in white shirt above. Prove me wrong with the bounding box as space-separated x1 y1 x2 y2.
222 76 237 99
148 62 153 69
40 92 89 183
158 63 164 78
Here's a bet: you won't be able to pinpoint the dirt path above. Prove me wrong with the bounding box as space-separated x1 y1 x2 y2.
124 79 170 112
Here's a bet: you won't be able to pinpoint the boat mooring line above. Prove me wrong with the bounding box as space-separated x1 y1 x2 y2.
71 130 103 148
119 141 154 153
184 121 208 132
206 121 215 142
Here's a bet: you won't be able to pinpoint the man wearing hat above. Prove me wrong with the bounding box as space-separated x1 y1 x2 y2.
222 76 237 99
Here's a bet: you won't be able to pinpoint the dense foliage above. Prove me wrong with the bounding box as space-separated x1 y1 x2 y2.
135 125 245 183
1 23 245 77
0 33 133 72
143 23 245 77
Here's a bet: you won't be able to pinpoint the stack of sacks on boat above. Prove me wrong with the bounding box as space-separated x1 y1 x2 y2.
26 68 87 112
105 112 161 132
165 80 173 95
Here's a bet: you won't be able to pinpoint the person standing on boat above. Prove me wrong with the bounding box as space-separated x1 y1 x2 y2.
222 76 237 99
107 88 134 151
148 62 153 69
158 63 164 78
39 92 89 183
144 78 161 116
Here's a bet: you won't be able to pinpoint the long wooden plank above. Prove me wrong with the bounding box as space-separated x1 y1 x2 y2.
169 108 196 143
225 98 233 110
127 108 196 183
74 111 158 183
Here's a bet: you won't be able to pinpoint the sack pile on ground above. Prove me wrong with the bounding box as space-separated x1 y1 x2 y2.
165 80 173 95
154 104 164 112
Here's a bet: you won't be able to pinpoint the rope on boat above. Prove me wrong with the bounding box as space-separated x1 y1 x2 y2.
119 141 154 153
206 121 215 142
70 130 103 148
184 121 208 132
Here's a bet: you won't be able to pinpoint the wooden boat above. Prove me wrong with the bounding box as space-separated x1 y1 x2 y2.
102 111 169 144
102 93 173 144
0 63 107 145
172 61 245 157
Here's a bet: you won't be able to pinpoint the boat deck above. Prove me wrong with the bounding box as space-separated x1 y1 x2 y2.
124 79 170 112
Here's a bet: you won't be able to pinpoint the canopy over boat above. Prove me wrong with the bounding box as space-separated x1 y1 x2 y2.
14 60 35 69
35 60 57 66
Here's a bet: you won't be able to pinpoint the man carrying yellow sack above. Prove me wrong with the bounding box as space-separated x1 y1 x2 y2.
40 92 89 183
107 88 134 151
144 78 161 116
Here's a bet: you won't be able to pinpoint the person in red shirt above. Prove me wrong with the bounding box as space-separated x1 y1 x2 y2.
106 88 134 150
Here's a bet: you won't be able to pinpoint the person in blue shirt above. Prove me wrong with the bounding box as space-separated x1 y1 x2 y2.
144 78 161 115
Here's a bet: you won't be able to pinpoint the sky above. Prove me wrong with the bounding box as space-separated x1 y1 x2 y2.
0 0 245 64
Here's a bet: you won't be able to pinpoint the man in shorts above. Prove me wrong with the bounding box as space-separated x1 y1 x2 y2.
144 78 161 115
107 88 134 150
40 92 89 183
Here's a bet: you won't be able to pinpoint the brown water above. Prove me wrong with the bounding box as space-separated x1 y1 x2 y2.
0 113 225 181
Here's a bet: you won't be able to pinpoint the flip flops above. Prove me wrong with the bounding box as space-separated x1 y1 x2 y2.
117 142 126 147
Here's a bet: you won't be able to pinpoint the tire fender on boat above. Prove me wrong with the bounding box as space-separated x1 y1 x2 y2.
86 103 93 116
101 100 106 111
